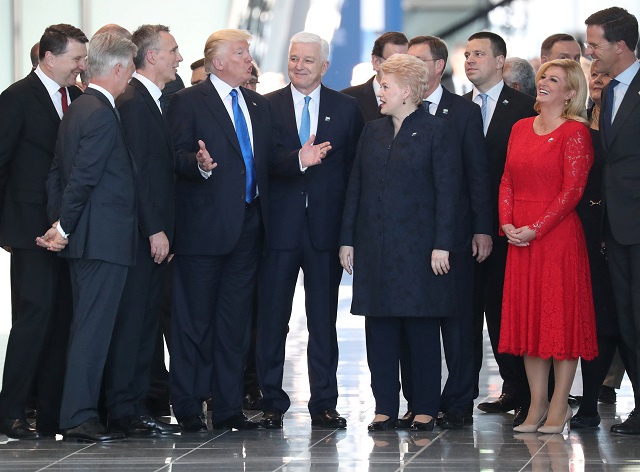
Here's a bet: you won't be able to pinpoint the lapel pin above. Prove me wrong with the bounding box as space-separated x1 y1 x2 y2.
548 138 554 142
325 116 331 122
252 102 257 106
442 109 448 114
502 99 509 105
411 132 417 136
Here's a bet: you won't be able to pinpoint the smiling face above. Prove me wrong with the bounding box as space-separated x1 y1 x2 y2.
464 38 504 92
153 31 183 87
585 24 618 75
46 39 88 87
288 41 328 95
536 65 575 106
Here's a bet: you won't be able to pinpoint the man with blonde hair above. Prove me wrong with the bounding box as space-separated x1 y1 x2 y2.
166 29 272 432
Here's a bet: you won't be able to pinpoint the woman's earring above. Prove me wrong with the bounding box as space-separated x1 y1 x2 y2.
565 99 569 106
403 99 406 104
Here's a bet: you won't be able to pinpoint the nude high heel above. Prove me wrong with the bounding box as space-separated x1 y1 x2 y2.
538 405 573 434
513 411 548 433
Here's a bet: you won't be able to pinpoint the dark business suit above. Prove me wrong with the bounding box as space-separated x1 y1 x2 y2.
401 86 492 417
166 77 271 423
104 77 175 420
257 84 363 415
601 67 640 404
465 84 536 405
47 87 137 429
341 76 382 122
0 71 80 432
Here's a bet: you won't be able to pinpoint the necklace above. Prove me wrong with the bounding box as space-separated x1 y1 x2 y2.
539 115 562 133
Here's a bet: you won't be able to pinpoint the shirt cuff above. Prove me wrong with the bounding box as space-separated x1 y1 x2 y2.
298 151 308 173
198 165 212 179
56 223 68 239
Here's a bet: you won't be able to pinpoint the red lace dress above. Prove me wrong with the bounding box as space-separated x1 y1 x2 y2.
498 118 598 360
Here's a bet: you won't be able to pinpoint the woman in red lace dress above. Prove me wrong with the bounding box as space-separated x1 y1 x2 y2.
498 59 597 434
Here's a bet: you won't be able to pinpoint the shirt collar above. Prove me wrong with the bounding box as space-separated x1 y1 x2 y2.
425 84 443 105
209 72 236 100
614 60 640 87
34 65 64 98
132 71 163 104
88 83 115 107
473 80 504 102
291 83 321 105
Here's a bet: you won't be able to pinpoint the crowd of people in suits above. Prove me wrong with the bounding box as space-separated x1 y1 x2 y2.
0 5 638 443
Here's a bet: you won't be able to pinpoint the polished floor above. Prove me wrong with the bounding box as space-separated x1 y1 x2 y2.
0 272 639 471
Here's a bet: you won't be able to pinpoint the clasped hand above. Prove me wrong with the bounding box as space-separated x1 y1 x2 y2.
35 221 68 252
502 224 536 246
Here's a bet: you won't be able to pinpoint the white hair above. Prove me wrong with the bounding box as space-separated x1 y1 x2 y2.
290 32 330 62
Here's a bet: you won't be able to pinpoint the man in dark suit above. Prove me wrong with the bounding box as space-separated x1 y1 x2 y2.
463 31 536 425
399 35 492 430
40 32 138 442
257 32 364 430
341 31 408 122
0 24 87 440
585 7 640 435
103 24 182 437
166 29 272 432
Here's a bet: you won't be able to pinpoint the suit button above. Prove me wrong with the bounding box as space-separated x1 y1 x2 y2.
241 194 245 200
241 170 245 175
379 179 384 184
300 191 305 195
377 196 382 201
383 161 387 166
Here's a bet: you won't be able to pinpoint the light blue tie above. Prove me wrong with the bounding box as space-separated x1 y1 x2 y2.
230 89 256 203
479 93 488 133
299 96 311 146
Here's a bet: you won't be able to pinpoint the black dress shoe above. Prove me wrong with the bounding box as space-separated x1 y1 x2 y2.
439 412 472 430
568 395 582 407
570 413 600 429
259 410 283 429
513 406 529 427
110 415 159 438
243 387 263 410
212 413 259 430
611 409 640 434
368 417 395 431
135 415 181 435
599 386 616 404
63 418 125 442
178 415 208 433
477 393 518 413
395 411 415 429
410 418 435 431
311 410 347 429
0 418 41 440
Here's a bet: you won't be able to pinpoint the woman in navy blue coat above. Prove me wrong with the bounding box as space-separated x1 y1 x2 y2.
340 54 463 431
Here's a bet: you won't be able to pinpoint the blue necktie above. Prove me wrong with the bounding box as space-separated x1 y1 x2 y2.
602 79 619 144
299 96 311 146
479 93 488 134
230 89 256 203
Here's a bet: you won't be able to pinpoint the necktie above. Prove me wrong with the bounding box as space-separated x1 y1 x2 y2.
299 96 311 146
602 79 619 143
59 87 68 114
113 107 121 122
479 93 488 132
422 100 432 115
230 89 256 203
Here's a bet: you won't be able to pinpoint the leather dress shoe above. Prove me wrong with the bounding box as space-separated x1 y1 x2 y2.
570 413 600 429
368 417 395 431
611 409 640 434
178 415 208 433
63 418 125 442
395 411 415 429
311 410 347 429
568 395 582 407
477 393 518 413
110 415 159 438
260 410 283 429
0 418 41 440
513 406 529 427
135 415 180 435
243 387 263 410
212 413 259 430
410 418 435 431
438 412 473 429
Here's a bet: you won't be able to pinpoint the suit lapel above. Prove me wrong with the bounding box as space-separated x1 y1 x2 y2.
608 69 640 147
241 87 263 161
436 87 454 120
279 85 299 143
130 78 173 153
486 85 512 140
201 80 243 159
28 72 61 125
316 85 332 143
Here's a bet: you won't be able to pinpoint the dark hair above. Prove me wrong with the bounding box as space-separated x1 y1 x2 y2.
540 33 578 58
371 31 408 58
408 35 449 66
39 24 88 60
30 42 39 68
467 31 507 57
190 58 205 70
131 24 170 69
585 7 639 52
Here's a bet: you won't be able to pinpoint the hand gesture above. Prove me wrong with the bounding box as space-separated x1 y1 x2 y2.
196 140 217 172
300 135 331 168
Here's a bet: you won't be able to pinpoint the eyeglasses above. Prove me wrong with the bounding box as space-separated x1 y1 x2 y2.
583 41 612 52
243 79 259 86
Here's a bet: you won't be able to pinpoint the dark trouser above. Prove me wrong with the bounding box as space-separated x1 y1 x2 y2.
367 316 441 418
146 264 172 408
170 205 261 422
60 259 128 429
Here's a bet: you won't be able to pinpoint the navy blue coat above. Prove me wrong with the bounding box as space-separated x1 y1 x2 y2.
340 109 463 317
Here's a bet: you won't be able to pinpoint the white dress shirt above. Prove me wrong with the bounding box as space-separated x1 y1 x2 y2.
34 65 68 119
472 80 504 135
424 84 444 115
133 72 162 113
611 60 640 123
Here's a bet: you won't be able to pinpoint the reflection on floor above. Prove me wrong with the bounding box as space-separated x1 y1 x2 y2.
0 276 637 471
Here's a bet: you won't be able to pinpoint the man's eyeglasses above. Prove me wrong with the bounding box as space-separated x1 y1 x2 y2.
583 41 612 52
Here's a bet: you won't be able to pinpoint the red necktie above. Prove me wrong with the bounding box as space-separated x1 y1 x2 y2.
59 87 68 114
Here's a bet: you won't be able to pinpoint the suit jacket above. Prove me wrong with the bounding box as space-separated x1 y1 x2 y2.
0 71 82 248
434 87 492 251
601 68 640 245
46 87 137 266
465 85 536 239
265 83 364 251
116 77 175 245
341 76 381 123
167 78 272 255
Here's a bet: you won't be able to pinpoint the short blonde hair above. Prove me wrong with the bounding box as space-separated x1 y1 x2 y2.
380 54 429 107
204 29 252 74
534 59 588 125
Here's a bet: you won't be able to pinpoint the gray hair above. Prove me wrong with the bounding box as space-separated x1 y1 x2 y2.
88 33 137 79
503 57 536 97
290 32 330 62
131 24 170 69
